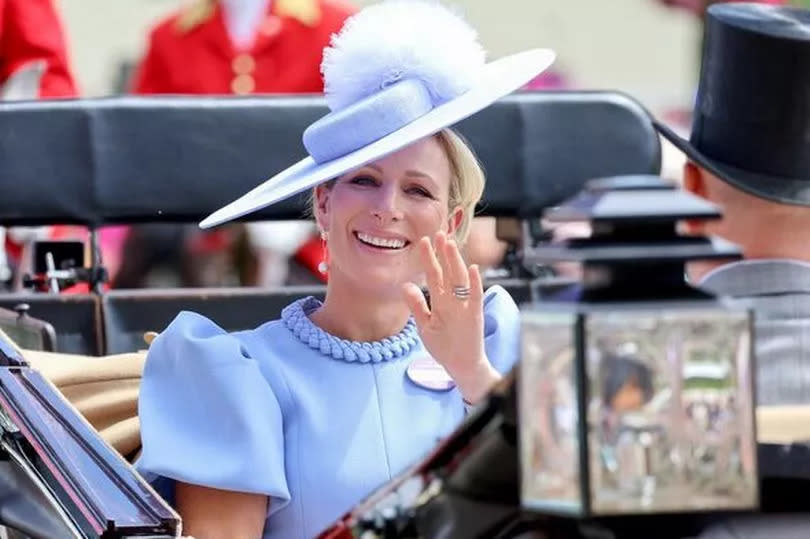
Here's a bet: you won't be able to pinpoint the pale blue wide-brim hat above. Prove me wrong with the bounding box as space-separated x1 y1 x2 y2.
200 0 555 229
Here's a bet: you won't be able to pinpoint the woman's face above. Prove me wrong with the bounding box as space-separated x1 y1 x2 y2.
315 137 461 294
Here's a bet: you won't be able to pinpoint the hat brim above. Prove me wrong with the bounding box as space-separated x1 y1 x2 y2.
200 48 556 229
655 121 810 207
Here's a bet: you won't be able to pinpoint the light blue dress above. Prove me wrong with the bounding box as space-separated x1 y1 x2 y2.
136 285 521 538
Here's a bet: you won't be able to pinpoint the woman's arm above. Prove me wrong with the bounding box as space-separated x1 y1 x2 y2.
175 482 268 539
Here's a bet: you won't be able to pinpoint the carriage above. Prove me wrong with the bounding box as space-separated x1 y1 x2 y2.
0 92 805 538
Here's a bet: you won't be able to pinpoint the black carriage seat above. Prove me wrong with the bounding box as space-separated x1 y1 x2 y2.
0 91 660 353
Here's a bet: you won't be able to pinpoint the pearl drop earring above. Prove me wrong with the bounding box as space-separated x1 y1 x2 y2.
318 231 329 274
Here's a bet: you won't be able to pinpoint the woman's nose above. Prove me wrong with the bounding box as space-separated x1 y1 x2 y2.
371 185 404 223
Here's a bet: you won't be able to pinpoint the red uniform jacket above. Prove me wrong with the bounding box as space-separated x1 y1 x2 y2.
132 0 356 95
0 0 77 98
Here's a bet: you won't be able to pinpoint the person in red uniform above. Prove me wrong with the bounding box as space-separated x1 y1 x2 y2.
133 0 354 96
0 0 77 98
120 0 356 288
1 0 78 290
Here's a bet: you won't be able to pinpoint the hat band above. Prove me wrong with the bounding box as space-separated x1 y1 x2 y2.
302 78 434 164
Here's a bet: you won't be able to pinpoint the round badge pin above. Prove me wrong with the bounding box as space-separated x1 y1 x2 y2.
406 355 456 392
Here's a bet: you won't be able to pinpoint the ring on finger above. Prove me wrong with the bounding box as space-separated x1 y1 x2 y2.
452 285 471 300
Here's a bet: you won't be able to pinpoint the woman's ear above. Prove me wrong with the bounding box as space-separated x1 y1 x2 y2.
446 207 464 236
314 184 331 233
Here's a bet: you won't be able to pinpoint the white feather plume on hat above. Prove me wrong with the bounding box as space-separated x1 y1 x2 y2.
321 0 486 112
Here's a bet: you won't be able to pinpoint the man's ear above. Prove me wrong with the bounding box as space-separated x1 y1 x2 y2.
682 162 707 235
314 184 331 233
683 161 707 198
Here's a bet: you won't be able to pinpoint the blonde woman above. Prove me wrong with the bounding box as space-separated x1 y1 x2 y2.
136 1 555 537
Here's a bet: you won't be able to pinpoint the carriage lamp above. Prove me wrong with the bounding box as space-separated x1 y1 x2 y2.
518 175 758 516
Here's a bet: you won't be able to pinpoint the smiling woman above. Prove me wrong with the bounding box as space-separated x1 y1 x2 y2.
134 1 555 537
311 129 483 302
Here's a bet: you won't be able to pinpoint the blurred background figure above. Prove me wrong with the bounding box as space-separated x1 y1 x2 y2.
0 0 79 292
112 0 356 288
0 0 77 98
132 0 354 95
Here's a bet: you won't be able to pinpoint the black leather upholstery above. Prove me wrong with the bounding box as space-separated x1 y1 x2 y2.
0 294 102 355
0 92 660 226
100 280 532 355
102 286 323 354
0 92 660 354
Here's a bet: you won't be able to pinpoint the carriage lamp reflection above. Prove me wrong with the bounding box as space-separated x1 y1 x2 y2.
519 307 757 516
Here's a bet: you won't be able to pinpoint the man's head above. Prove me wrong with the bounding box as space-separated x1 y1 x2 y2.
682 161 810 282
653 3 810 281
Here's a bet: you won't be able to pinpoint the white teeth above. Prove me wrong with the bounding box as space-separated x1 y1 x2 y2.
357 232 406 249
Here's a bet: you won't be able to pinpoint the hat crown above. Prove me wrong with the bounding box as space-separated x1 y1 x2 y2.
711 2 810 41
304 0 487 164
691 3 810 183
321 0 485 112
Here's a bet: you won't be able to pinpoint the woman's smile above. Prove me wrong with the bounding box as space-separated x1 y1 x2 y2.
353 230 412 252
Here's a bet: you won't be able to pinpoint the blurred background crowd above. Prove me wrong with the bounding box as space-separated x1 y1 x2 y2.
2 0 805 292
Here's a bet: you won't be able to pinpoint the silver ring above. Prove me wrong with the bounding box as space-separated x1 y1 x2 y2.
452 285 471 299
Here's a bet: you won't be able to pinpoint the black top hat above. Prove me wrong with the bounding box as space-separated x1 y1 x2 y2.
655 3 810 205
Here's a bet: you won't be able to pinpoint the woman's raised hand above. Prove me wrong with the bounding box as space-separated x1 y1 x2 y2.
402 231 500 404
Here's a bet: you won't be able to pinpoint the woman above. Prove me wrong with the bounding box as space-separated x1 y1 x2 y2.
136 1 555 537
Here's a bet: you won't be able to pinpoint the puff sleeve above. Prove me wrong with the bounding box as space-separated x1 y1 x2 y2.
482 285 522 375
135 311 290 514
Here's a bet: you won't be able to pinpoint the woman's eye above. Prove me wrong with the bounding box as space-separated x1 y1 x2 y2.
408 186 432 198
350 176 377 186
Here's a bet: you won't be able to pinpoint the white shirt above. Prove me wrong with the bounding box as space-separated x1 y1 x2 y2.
221 0 272 50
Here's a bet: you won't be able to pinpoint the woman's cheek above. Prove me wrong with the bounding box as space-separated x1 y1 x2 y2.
411 203 446 233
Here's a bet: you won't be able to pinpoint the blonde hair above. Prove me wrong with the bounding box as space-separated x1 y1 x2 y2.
434 128 485 244
312 129 486 244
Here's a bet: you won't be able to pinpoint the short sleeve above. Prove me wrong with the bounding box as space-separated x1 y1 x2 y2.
482 285 521 375
135 311 290 514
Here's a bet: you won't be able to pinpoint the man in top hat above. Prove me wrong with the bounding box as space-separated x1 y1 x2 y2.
656 2 810 407
658 7 810 537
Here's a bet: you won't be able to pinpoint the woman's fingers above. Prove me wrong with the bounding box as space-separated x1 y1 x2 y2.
444 236 470 295
420 231 483 308
433 231 451 289
402 282 431 327
419 236 444 295
469 264 484 304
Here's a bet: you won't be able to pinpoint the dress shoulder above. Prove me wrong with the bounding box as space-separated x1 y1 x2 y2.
482 285 522 374
136 311 290 513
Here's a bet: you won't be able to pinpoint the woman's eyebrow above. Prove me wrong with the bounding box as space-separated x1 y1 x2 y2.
365 164 438 189
405 170 437 187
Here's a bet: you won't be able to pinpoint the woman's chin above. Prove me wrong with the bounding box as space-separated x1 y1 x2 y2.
343 267 415 296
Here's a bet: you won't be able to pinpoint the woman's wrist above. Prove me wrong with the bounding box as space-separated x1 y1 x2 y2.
449 356 501 405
